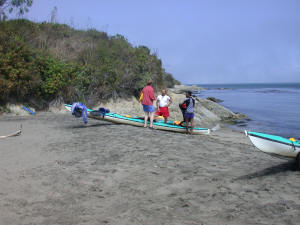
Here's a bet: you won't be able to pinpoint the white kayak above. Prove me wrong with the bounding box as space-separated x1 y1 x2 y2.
245 131 300 160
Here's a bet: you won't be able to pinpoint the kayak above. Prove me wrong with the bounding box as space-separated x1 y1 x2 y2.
245 131 300 159
65 104 210 135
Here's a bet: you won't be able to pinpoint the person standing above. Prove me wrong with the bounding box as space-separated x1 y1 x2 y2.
141 80 156 128
181 91 195 134
156 89 172 123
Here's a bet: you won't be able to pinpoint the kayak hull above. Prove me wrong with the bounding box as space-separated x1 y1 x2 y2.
245 131 300 159
89 113 210 134
65 104 210 135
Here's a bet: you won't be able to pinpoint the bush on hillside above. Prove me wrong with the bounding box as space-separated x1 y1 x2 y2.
0 19 180 108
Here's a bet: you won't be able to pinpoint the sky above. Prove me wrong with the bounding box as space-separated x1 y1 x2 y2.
13 0 300 84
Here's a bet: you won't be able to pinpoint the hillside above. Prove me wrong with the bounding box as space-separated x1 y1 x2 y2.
0 19 179 109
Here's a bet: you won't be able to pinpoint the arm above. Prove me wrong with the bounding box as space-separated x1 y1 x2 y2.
168 96 173 107
150 87 156 101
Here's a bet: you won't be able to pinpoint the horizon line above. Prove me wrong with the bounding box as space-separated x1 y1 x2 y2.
185 82 300 85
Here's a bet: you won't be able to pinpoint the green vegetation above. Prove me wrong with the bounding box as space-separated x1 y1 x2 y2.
0 19 180 108
0 105 11 113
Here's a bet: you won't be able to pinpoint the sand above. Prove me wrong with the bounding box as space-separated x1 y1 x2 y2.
0 113 299 225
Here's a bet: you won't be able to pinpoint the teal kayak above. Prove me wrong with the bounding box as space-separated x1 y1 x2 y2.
65 104 210 135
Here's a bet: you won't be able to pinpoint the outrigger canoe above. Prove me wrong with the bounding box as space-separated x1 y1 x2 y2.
245 131 300 161
65 104 210 135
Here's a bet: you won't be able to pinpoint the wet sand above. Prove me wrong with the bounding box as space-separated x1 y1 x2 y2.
0 113 299 225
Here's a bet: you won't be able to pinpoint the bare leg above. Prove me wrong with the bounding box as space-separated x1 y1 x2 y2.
190 118 194 134
149 112 154 128
144 112 149 128
185 117 189 134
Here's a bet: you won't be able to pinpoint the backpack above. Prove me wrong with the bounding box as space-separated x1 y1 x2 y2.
139 92 143 102
179 97 194 110
179 103 187 110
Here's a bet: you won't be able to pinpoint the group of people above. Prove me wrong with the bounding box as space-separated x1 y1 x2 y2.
140 80 195 134
71 79 195 134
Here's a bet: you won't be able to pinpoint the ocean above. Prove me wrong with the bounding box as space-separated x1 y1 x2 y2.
194 83 300 138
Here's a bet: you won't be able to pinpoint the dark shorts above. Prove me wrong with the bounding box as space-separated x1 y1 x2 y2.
143 104 155 113
73 108 83 117
184 112 194 119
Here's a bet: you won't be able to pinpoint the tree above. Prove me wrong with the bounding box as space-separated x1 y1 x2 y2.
0 0 33 21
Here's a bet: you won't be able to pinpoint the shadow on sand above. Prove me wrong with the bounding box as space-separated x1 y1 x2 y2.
65 123 122 129
233 161 297 181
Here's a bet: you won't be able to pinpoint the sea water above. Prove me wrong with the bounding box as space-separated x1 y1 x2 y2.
194 83 300 138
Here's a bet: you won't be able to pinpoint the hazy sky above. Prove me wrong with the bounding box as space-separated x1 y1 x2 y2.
17 0 300 84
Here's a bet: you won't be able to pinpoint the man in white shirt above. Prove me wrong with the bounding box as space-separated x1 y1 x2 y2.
155 89 172 123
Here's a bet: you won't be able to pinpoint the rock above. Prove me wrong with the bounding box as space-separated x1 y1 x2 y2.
95 97 144 117
215 88 232 90
169 85 207 94
194 97 244 123
235 113 246 119
49 96 69 113
5 104 35 116
206 97 223 103
165 91 245 126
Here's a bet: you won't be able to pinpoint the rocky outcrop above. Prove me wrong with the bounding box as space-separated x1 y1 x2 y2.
166 92 245 126
194 97 245 123
166 85 245 125
206 97 223 103
4 104 36 116
169 85 207 94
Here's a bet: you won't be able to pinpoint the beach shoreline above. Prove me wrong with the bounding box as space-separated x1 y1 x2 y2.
2 85 245 129
0 113 299 225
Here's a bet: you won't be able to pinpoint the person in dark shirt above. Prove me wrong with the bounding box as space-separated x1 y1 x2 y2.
181 91 195 134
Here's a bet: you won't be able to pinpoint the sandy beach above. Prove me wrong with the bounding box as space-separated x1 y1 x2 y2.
0 113 299 225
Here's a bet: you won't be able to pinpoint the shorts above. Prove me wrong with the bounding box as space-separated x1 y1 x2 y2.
143 104 155 113
156 107 169 118
184 112 194 119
